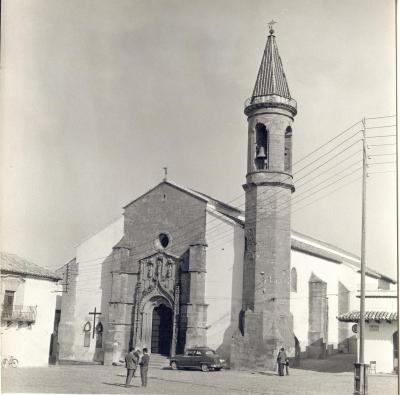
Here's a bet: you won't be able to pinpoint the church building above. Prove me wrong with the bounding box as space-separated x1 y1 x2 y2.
56 27 396 371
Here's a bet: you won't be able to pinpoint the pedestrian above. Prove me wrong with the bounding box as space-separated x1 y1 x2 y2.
285 357 290 376
133 348 141 377
140 348 150 387
276 347 287 376
124 348 138 387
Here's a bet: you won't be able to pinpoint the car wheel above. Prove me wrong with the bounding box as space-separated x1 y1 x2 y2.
201 364 209 372
171 361 179 370
11 359 18 368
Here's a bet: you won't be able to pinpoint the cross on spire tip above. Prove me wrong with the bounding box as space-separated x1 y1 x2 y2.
268 19 277 35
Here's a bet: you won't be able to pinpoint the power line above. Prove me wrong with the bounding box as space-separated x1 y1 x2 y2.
365 125 396 130
62 118 393 274
365 135 396 139
292 176 362 215
365 115 396 120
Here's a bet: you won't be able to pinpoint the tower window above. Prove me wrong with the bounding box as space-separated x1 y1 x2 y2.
284 126 292 172
255 123 268 170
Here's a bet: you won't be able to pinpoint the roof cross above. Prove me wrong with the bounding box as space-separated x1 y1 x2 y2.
268 19 277 35
163 166 168 181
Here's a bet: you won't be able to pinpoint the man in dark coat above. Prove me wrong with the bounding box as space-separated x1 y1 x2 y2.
124 348 137 387
276 347 287 376
139 348 150 387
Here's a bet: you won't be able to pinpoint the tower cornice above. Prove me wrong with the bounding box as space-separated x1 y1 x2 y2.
244 94 297 116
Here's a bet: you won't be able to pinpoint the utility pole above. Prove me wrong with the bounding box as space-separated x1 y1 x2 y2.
360 116 367 364
354 117 368 395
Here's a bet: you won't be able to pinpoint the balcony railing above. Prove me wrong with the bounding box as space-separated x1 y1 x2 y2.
1 305 37 323
244 94 297 111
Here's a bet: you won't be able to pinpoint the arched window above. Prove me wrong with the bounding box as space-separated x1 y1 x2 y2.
290 267 297 292
255 123 268 170
284 126 292 172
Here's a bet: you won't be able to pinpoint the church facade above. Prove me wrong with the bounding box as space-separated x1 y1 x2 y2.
56 28 396 370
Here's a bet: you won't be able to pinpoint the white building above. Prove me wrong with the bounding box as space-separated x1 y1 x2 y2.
1 252 61 367
56 180 396 368
338 287 398 374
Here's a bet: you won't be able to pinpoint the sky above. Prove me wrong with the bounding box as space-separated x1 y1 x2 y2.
1 0 396 279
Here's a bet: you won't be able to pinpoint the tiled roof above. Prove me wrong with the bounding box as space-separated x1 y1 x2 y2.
251 30 291 100
337 311 398 322
1 252 61 281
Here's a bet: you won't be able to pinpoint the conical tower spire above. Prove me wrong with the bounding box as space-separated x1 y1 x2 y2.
252 25 291 100
244 22 296 116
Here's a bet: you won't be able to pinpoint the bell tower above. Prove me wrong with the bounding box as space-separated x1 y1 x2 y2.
231 23 297 371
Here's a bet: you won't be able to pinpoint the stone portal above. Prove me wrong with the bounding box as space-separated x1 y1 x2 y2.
151 304 173 355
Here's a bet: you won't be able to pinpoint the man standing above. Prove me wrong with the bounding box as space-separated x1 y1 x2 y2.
276 347 287 376
124 348 137 387
139 348 150 387
133 348 141 377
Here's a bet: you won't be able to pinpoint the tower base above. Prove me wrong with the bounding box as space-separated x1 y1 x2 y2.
231 309 295 371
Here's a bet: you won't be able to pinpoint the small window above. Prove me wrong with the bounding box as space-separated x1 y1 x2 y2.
3 291 15 308
378 279 390 290
290 267 297 292
205 350 215 356
195 350 202 356
155 233 169 249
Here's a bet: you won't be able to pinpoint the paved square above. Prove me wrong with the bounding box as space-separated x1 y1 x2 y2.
1 364 397 394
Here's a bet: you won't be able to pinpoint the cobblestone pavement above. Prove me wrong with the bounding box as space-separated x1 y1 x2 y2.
2 364 397 395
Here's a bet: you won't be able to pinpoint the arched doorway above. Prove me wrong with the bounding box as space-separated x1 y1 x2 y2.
151 304 173 355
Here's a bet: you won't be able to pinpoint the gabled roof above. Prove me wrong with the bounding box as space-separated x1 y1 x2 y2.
123 180 243 224
251 28 291 100
123 180 208 209
337 311 398 322
118 180 395 283
1 252 61 281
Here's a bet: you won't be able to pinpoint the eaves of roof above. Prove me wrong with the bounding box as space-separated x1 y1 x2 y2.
337 311 398 322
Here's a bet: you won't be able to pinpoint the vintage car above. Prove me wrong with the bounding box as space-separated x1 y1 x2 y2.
170 347 227 372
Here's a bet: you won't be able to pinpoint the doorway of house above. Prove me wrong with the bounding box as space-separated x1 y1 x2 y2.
151 304 172 355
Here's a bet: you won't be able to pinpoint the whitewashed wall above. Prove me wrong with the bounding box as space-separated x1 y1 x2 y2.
290 250 363 352
1 277 58 367
204 208 244 360
357 322 397 373
72 216 124 361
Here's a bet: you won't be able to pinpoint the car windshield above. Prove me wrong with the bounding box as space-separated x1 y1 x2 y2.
205 350 215 356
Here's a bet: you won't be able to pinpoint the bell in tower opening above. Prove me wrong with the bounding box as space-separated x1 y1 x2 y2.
255 123 268 170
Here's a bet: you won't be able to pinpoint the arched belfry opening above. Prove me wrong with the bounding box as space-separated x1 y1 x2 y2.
255 123 269 170
284 126 292 172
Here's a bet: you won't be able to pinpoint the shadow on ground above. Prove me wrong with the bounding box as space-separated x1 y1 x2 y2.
293 353 356 373
255 371 277 376
102 382 141 388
